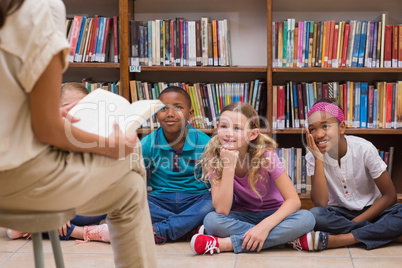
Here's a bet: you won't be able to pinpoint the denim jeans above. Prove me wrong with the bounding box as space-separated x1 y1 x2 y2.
310 203 402 249
59 214 107 240
203 209 315 253
148 192 214 241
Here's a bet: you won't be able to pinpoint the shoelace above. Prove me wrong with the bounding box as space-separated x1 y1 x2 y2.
76 225 104 244
290 239 303 251
203 238 220 255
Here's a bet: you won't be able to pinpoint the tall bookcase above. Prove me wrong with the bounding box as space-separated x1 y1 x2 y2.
63 0 402 207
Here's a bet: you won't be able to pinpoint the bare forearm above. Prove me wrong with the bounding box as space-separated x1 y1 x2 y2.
260 198 301 231
353 195 396 222
310 159 329 206
212 169 235 215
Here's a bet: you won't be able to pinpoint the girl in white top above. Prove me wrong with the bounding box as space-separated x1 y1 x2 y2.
0 1 156 267
305 98 402 251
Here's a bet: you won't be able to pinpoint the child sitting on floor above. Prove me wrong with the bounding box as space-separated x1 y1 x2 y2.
305 98 402 250
190 102 315 254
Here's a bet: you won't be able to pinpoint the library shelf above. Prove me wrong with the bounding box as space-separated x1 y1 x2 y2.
272 68 402 73
68 63 120 68
273 128 402 135
136 66 267 73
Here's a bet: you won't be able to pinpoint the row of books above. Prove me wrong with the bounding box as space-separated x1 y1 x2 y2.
272 14 402 68
130 18 232 67
66 15 119 63
273 81 402 130
79 80 121 96
129 80 266 129
277 146 395 194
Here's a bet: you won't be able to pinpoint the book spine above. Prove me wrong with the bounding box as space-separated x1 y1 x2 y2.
360 83 368 128
392 25 398 67
367 85 374 128
351 21 361 67
372 21 378 67
384 25 392 68
358 21 367 67
385 83 393 128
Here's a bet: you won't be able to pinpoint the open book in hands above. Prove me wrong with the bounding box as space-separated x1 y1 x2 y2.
68 88 165 137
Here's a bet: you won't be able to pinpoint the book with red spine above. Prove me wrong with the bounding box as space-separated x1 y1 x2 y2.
277 85 286 130
384 25 392 68
113 16 119 63
385 83 394 128
296 83 305 127
341 23 350 67
68 16 83 62
392 24 398 67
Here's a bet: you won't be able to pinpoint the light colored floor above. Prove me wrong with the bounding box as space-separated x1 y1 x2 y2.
0 227 401 268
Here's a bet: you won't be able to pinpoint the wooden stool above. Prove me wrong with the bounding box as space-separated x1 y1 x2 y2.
0 209 76 268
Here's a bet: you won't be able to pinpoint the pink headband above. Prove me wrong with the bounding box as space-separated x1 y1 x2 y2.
307 102 345 122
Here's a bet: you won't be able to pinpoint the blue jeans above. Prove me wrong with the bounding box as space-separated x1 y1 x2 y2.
148 192 214 241
310 204 402 249
203 209 315 253
59 214 107 240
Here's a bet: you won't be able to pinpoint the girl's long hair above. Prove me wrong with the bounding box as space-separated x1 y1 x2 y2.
0 0 24 29
198 102 277 199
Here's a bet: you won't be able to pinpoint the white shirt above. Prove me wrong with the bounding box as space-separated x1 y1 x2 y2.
306 135 387 211
0 0 69 170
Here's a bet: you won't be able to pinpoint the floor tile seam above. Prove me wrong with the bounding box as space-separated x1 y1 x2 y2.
235 254 352 258
351 256 402 259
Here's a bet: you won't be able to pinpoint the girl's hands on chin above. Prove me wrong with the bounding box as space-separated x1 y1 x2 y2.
220 147 239 169
305 128 324 161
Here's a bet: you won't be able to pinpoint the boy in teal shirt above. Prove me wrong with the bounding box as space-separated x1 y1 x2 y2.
141 86 213 244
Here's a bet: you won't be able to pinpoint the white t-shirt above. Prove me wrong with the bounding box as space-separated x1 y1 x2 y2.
306 135 387 211
0 0 70 171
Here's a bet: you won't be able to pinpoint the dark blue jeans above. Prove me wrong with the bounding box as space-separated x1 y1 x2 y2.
310 203 402 249
59 214 107 240
148 192 214 241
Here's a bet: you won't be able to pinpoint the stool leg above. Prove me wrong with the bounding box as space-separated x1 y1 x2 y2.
48 230 65 268
32 233 44 268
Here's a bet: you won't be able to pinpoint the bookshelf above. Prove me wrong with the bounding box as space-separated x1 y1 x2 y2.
63 0 402 206
269 0 402 205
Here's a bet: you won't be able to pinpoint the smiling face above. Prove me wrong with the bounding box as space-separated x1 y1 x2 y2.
307 111 346 154
156 91 193 138
217 111 258 153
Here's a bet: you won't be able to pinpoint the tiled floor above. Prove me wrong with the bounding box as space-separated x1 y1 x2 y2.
0 227 401 267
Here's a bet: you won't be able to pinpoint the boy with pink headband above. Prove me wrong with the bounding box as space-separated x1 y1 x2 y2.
305 98 402 251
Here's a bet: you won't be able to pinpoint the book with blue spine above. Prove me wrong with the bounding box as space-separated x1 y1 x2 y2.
360 82 368 128
358 21 368 67
353 82 361 127
74 17 86 62
293 84 300 128
304 21 310 67
351 21 361 67
147 21 152 66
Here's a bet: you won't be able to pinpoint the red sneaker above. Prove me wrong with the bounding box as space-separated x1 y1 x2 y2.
290 231 314 251
190 234 220 255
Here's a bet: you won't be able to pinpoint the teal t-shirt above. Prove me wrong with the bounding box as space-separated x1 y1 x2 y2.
141 124 211 195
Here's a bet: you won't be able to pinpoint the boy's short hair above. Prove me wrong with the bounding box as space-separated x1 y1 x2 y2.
159 86 192 108
61 82 89 97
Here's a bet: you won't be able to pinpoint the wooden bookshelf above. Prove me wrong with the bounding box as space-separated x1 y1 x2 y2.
273 67 402 73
